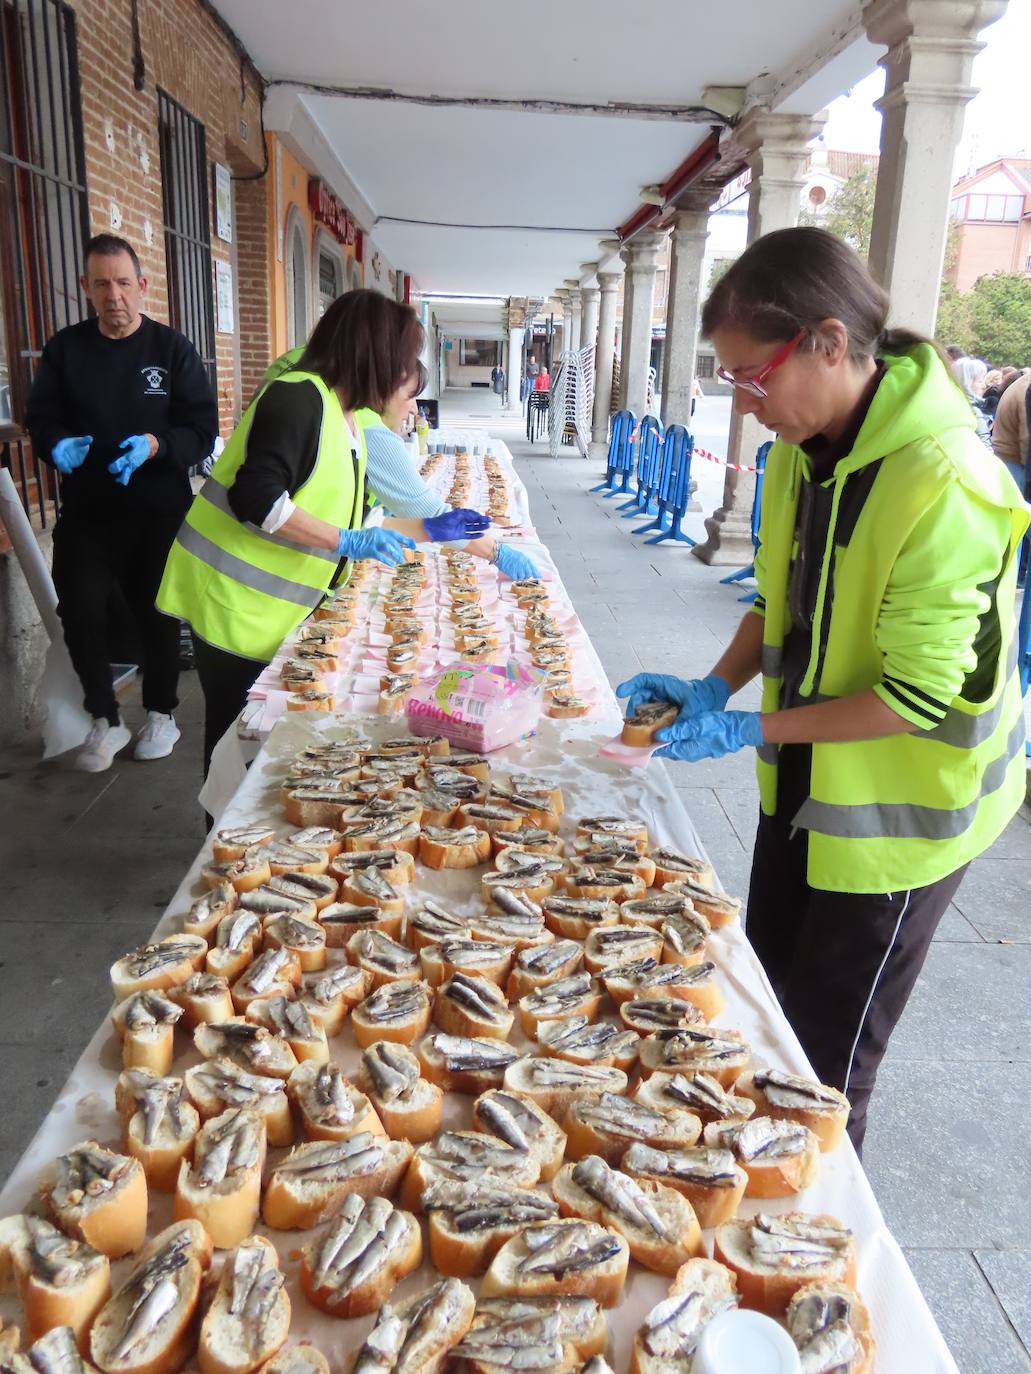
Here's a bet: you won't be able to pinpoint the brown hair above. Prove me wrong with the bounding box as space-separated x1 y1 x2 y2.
701 226 938 362
84 233 142 279
299 289 425 412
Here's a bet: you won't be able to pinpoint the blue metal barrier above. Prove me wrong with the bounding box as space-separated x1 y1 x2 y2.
635 424 696 546
719 441 771 600
618 415 664 518
1018 527 1030 757
591 410 637 496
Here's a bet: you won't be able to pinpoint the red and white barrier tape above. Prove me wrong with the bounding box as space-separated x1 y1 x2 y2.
694 445 760 473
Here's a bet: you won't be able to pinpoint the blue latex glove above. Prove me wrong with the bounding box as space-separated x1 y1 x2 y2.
615 671 731 722
51 435 92 474
337 526 416 566
654 709 764 762
423 508 492 542
108 434 152 486
494 543 540 581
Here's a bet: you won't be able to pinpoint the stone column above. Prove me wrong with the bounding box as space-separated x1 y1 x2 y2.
506 324 525 412
580 284 600 354
563 281 583 352
660 197 711 430
591 270 622 455
618 229 665 418
555 290 572 357
693 109 827 566
864 0 1006 333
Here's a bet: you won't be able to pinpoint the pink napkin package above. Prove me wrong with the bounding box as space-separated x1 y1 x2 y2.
406 661 542 752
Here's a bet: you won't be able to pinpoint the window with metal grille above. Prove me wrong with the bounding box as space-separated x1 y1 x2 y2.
696 353 716 380
157 89 216 393
0 0 90 531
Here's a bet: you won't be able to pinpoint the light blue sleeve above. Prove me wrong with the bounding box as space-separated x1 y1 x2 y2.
363 422 449 518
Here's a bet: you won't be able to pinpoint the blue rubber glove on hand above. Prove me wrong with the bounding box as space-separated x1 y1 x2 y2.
615 671 731 722
423 508 492 542
51 435 93 474
654 709 764 762
108 434 152 485
494 543 540 581
336 526 416 566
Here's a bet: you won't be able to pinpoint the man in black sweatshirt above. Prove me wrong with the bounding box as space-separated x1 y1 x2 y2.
27 233 217 772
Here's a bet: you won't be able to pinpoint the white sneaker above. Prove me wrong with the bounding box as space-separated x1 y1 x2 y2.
75 718 132 772
134 711 181 761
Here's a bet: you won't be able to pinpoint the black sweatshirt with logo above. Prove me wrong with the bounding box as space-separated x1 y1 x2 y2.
26 315 218 523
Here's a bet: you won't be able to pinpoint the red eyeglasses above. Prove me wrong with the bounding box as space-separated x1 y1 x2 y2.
717 330 806 398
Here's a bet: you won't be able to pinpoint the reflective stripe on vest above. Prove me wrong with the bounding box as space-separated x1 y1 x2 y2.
196 478 338 563
760 644 783 678
794 711 1026 841
174 522 325 609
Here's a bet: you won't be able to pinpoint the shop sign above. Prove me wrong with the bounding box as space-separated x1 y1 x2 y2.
308 178 357 246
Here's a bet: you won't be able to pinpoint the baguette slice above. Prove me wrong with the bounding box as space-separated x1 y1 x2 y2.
230 949 302 1014
116 1073 200 1193
733 1070 850 1152
480 1219 629 1309
551 1157 703 1276
198 1236 289 1374
167 972 235 1028
786 1280 875 1374
202 853 272 894
434 972 514 1040
259 1346 329 1374
330 847 416 889
637 1028 750 1087
518 973 602 1039
110 991 185 1075
39 1144 147 1260
713 1213 856 1317
299 1194 421 1319
541 897 620 944
356 1042 443 1143
537 1017 639 1072
194 1020 299 1080
400 1132 541 1213
603 956 717 1010
0 1215 110 1351
621 701 678 748
204 912 263 983
173 1107 266 1249
417 1034 523 1095
212 827 277 864
583 925 662 975
564 1093 701 1166
630 1257 739 1374
425 1182 560 1277
351 979 433 1048
634 1071 756 1128
663 880 741 930
110 936 208 1003
649 849 715 891
266 872 338 912
403 900 474 952
5 1326 100 1374
286 1061 384 1142
245 996 329 1064
260 916 327 975
455 1295 607 1374
702 1118 820 1198
419 825 492 869
659 910 712 970
348 1277 475 1374
182 883 238 942
620 1142 748 1230
472 1089 567 1182
262 1134 413 1230
89 1220 212 1374
420 938 513 990
287 826 343 860
507 941 583 1000
471 909 553 953
619 997 707 1036
183 1058 294 1148
297 964 371 1036
501 1059 627 1120
317 903 402 947
619 892 694 932
347 930 422 988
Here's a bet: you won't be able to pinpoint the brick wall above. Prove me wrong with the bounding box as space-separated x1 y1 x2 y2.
68 0 267 434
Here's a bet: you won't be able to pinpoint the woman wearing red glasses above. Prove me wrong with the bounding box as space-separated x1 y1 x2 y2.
618 226 1028 1158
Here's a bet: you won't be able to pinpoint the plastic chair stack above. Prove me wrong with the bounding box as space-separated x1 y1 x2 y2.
634 423 695 545
591 409 637 497
618 415 664 520
720 441 771 601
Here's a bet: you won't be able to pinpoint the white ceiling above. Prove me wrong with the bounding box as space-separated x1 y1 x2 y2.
214 0 881 295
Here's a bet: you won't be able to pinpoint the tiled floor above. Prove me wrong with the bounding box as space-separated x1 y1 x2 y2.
0 388 1028 1372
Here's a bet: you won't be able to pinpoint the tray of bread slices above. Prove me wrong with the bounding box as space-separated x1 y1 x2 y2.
0 726 876 1374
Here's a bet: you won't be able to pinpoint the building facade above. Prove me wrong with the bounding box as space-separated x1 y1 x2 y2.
949 158 1031 292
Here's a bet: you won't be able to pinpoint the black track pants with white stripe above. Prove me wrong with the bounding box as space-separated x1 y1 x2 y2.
745 804 967 1159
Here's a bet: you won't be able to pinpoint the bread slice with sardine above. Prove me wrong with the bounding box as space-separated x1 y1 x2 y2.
563 1093 702 1167
262 1134 413 1231
400 1131 540 1213
733 1070 850 1152
38 1143 147 1261
286 1060 384 1143
356 1042 443 1143
0 1215 110 1351
197 1235 289 1374
620 1142 748 1229
479 1219 629 1309
702 1117 820 1199
629 1257 739 1374
455 1295 607 1374
173 1106 266 1249
298 1194 421 1319
425 1180 560 1277
472 1089 567 1182
348 1277 476 1374
713 1212 857 1317
786 1280 874 1374
552 1156 703 1276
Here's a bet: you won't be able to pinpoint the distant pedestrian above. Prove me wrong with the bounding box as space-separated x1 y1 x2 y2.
27 233 217 772
952 356 992 446
491 364 505 405
534 366 550 392
992 367 1030 490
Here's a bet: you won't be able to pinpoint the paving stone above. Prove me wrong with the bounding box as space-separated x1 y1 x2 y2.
885 942 1031 1064
901 1249 1031 1374
714 786 761 849
865 1061 1031 1249
934 902 984 943
975 1251 1031 1354
0 1042 80 1188
952 858 1031 944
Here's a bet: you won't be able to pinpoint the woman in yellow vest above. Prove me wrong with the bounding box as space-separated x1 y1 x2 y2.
618 227 1028 1156
158 291 489 772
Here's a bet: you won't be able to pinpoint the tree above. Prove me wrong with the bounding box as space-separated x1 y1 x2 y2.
707 257 735 293
966 273 1031 367
821 167 877 257
935 281 973 356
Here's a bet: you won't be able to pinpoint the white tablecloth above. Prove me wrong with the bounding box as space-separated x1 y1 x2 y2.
0 429 960 1374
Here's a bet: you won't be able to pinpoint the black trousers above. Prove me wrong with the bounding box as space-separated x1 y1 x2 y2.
746 794 967 1158
191 633 267 779
52 514 182 722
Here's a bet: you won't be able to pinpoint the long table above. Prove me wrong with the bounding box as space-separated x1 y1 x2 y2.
0 430 959 1374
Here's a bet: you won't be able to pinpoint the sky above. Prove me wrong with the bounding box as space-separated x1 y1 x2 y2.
821 0 1031 177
